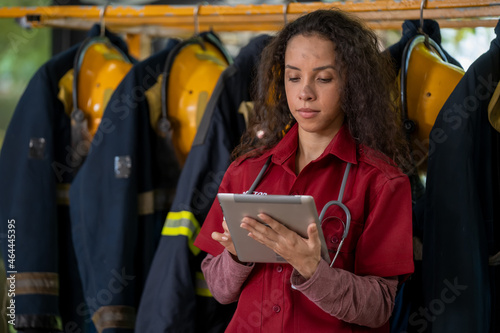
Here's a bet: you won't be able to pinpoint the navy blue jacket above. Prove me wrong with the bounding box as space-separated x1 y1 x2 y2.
69 40 181 333
422 20 500 333
135 34 271 333
384 20 463 333
0 25 131 332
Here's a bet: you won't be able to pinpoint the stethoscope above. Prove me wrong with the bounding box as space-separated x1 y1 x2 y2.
246 156 352 268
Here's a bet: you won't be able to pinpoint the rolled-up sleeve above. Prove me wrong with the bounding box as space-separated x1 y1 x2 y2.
291 260 399 328
201 250 254 304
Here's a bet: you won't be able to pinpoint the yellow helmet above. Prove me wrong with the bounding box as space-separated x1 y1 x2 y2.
160 33 231 165
72 37 132 147
400 35 464 175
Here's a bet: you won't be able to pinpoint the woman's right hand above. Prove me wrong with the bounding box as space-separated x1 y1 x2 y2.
211 218 237 257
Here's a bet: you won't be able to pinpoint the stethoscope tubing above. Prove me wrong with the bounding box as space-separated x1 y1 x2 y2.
319 163 351 267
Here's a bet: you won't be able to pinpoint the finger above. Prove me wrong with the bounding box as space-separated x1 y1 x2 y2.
211 231 229 242
257 213 291 236
242 221 285 256
307 223 321 246
257 213 279 228
241 216 274 236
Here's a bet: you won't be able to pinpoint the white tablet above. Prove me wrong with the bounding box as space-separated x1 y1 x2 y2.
217 193 330 263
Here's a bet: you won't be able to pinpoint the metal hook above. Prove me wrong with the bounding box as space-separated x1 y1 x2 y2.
100 1 111 37
419 0 427 33
283 3 289 25
283 1 296 26
194 3 202 35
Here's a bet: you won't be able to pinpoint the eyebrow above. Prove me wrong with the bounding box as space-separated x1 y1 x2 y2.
285 64 336 71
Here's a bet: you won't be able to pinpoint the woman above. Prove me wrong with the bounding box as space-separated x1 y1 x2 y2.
193 9 414 332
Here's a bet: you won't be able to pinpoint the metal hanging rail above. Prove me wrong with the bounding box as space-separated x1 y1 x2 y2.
0 1 499 36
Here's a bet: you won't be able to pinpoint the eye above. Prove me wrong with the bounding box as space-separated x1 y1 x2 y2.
288 77 300 82
318 77 333 83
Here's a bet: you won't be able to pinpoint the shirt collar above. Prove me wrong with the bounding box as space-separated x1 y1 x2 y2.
270 122 358 165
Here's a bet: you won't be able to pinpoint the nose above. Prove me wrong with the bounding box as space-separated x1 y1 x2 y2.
299 83 315 101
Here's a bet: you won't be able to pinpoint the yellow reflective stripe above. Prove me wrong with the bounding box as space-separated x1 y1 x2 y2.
195 271 212 297
162 211 201 255
162 211 200 237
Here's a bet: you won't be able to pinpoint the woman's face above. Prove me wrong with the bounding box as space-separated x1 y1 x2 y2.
284 33 344 139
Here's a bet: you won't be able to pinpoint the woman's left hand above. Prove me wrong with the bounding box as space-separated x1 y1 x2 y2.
240 213 322 279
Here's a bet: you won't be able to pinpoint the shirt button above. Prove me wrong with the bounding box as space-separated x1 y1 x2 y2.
330 236 339 244
276 265 283 273
273 305 281 313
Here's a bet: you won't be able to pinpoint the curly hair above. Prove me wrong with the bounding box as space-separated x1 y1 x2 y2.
232 9 410 172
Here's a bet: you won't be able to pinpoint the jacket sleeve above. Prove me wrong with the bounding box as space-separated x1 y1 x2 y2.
0 63 66 332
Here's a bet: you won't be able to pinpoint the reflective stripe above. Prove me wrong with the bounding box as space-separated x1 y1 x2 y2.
56 183 70 206
58 184 174 213
162 211 200 237
138 191 155 215
195 271 212 297
58 185 174 212
92 305 136 333
138 188 175 216
14 272 59 296
162 211 201 255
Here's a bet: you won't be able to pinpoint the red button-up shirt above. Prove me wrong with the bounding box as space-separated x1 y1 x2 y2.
195 123 414 332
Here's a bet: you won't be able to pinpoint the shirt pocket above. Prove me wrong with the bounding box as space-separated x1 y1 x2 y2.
320 205 363 271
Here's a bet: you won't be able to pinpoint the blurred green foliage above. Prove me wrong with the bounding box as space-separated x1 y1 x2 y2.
0 1 52 149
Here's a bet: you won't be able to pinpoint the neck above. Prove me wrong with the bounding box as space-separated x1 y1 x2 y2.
295 128 340 174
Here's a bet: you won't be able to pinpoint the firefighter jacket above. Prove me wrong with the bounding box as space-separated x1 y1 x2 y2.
384 22 464 333
0 25 132 332
422 19 500 333
135 34 272 333
68 40 181 333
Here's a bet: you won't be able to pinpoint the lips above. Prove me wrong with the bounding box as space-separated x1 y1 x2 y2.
297 108 319 119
